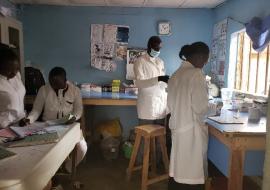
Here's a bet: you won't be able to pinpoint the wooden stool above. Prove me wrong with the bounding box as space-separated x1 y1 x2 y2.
127 125 169 190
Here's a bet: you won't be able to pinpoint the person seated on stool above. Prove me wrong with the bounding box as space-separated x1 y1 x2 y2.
20 67 87 189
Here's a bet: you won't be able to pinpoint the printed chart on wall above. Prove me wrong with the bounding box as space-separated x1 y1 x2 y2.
210 18 228 87
126 48 146 80
91 24 129 72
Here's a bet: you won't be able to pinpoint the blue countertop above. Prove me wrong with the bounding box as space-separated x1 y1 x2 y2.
81 90 137 100
206 111 266 135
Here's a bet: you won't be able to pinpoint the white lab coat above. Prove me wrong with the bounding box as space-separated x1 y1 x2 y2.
167 61 209 184
27 81 83 123
133 53 167 120
27 81 87 172
0 73 25 128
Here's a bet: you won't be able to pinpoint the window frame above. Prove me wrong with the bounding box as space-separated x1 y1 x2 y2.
228 30 270 98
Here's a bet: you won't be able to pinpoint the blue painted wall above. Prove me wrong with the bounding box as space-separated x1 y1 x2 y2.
214 0 270 23
214 0 270 87
19 5 214 81
208 136 265 176
18 5 214 137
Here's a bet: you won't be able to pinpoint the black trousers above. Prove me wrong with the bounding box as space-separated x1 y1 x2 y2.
168 177 205 190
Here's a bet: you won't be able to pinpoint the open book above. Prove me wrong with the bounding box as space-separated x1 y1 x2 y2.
7 132 59 148
45 114 74 126
10 123 49 138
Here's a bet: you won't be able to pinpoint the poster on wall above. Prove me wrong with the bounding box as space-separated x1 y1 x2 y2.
210 18 228 87
126 48 146 80
90 24 129 72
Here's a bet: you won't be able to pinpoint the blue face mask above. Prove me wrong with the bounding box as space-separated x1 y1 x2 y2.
149 49 160 58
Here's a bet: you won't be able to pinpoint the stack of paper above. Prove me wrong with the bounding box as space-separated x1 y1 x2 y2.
10 125 48 138
8 132 59 147
0 128 17 138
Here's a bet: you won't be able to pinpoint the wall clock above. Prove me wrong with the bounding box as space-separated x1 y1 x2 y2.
158 22 171 35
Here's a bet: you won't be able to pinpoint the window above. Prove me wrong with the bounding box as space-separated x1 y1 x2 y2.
229 30 270 96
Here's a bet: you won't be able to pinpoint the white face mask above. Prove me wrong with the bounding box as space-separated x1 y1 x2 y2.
149 49 160 58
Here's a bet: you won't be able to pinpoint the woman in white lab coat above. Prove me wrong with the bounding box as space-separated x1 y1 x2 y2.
167 42 210 190
0 43 26 128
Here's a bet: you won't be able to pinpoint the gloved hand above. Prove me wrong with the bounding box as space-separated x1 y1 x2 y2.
65 116 77 125
158 75 170 83
19 118 30 127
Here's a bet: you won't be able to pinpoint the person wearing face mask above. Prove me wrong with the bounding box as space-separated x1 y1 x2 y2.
167 42 210 190
0 43 26 128
133 36 169 126
133 36 169 165
21 67 87 189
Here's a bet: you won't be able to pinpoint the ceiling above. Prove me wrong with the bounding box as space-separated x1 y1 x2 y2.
11 0 227 8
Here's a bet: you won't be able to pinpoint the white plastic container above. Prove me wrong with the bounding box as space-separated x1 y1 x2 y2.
221 88 233 105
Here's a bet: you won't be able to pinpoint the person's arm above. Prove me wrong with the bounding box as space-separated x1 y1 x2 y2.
72 87 83 120
190 70 209 125
0 91 17 128
133 59 159 88
27 86 46 123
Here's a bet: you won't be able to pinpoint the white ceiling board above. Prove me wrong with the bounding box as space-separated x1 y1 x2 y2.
13 0 70 6
107 0 146 7
12 0 107 6
180 0 226 8
11 0 227 8
144 0 184 8
68 0 107 6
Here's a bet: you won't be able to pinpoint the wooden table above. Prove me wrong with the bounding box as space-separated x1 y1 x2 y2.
24 91 137 137
24 92 137 106
207 112 266 190
0 123 81 190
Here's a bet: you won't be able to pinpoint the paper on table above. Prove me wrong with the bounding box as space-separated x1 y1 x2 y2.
208 116 245 124
45 114 73 126
0 128 17 138
7 132 59 148
10 124 48 138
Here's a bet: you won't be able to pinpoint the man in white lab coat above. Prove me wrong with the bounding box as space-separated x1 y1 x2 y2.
167 42 210 190
0 43 26 128
133 36 169 163
134 36 169 125
21 67 87 174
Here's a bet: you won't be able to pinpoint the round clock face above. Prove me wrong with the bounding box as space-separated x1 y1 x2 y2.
159 23 171 35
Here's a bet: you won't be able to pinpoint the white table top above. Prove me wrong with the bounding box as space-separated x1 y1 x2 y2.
0 123 81 190
206 111 266 136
